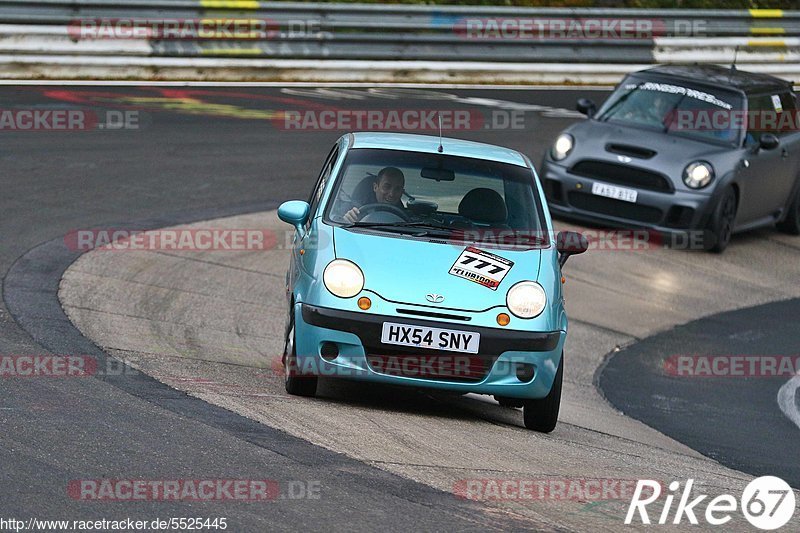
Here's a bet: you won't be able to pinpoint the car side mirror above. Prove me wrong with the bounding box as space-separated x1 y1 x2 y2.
759 133 780 151
278 200 310 232
576 98 597 118
556 231 589 267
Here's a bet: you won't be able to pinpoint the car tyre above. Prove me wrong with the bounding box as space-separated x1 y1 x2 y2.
776 183 800 235
706 187 737 253
283 312 318 397
522 354 562 433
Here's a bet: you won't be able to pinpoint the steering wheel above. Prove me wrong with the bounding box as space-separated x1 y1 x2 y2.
357 203 411 222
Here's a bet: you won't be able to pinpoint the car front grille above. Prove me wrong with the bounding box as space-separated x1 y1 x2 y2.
569 160 673 193
366 348 493 383
567 191 663 224
543 178 565 205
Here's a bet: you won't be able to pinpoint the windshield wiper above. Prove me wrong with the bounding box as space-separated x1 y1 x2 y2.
343 221 448 230
343 223 548 245
509 232 549 246
596 83 642 122
660 94 687 133
341 221 454 236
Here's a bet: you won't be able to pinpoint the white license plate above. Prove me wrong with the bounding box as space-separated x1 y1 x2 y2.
380 322 480 354
592 182 638 203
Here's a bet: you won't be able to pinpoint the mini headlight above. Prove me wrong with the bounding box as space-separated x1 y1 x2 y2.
323 259 364 298
506 281 547 319
551 134 574 161
683 161 714 189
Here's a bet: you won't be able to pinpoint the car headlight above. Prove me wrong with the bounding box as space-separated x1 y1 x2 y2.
323 259 364 298
551 134 574 161
683 161 714 189
506 281 547 319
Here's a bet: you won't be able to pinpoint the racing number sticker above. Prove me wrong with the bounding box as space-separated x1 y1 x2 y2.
449 247 513 290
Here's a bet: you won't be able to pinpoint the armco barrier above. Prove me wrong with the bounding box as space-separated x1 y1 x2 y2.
0 1 797 82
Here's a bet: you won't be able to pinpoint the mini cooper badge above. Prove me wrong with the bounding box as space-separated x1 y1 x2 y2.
426 293 445 303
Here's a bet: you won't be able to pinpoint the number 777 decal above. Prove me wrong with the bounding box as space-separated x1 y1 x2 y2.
449 247 514 290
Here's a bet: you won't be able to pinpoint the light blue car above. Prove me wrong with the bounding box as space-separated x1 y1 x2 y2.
278 132 587 432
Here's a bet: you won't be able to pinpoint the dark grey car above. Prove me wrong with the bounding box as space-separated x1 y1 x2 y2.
540 64 800 252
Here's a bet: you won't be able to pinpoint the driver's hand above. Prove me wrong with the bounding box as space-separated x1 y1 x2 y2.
343 207 360 223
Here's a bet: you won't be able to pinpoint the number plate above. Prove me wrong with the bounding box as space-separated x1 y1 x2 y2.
380 322 480 354
592 182 638 203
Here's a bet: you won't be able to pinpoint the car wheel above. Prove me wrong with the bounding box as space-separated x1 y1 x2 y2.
283 312 318 397
522 354 562 433
706 187 737 253
776 183 800 235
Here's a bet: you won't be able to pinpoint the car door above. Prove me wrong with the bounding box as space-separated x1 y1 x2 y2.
773 91 800 211
735 92 796 224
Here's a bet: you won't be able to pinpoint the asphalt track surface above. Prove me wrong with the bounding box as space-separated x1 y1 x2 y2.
0 85 593 529
601 298 800 488
1 85 799 528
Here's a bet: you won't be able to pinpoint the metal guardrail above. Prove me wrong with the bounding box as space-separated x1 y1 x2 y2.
0 1 797 81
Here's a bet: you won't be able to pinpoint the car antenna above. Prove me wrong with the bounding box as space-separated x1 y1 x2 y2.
729 45 740 78
437 112 444 153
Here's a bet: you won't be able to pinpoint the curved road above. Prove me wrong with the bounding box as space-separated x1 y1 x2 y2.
2 84 799 529
601 297 800 488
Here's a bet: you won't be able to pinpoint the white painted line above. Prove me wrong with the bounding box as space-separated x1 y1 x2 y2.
777 374 800 431
464 392 500 405
0 55 644 70
655 37 800 46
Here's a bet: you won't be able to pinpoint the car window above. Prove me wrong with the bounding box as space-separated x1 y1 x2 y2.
772 92 797 138
323 148 547 248
778 91 797 111
307 145 339 221
744 93 794 143
404 171 505 213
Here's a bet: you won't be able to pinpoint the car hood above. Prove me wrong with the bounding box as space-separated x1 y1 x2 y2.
566 120 730 175
333 226 542 311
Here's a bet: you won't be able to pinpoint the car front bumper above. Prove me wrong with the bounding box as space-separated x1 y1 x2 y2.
541 160 717 238
292 303 566 400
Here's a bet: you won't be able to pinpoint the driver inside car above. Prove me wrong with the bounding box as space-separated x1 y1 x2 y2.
342 166 406 223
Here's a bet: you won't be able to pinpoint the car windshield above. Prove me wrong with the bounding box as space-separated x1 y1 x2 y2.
595 76 745 145
324 147 548 248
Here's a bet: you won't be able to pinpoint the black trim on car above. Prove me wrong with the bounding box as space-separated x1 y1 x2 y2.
301 303 561 356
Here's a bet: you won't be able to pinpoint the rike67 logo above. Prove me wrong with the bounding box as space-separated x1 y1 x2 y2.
626 476 796 530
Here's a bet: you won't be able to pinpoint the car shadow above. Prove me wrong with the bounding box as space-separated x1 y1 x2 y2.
313 376 524 427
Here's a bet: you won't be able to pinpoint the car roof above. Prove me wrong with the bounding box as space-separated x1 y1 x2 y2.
349 132 529 168
634 64 793 95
